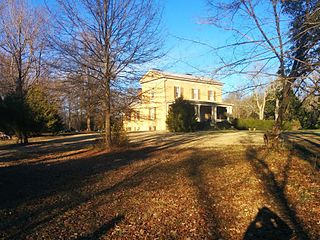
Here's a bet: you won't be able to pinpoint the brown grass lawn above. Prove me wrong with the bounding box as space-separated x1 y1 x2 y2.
0 132 319 239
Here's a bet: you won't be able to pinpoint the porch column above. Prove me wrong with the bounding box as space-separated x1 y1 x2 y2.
197 104 201 121
226 106 232 121
211 105 217 121
194 105 199 121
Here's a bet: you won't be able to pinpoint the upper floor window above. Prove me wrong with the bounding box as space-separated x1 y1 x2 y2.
208 90 213 100
174 86 183 98
192 88 199 100
149 107 156 120
214 90 216 101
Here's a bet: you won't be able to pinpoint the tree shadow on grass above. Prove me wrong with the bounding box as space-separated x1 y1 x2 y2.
0 133 99 149
0 134 100 163
129 132 209 150
282 132 319 170
78 215 124 240
0 133 208 239
0 146 161 239
0 131 210 209
245 147 309 240
186 152 224 239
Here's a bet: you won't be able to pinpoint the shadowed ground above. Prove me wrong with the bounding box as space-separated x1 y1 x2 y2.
283 131 320 169
0 131 319 239
283 131 320 154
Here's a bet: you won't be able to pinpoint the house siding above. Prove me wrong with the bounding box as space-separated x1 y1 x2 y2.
124 70 231 131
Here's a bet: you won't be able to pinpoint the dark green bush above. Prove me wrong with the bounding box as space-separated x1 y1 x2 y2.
194 121 211 131
283 120 301 130
166 97 197 132
216 120 233 130
233 118 274 130
233 118 300 131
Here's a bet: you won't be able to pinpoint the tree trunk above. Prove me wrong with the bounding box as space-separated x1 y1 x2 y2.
255 91 266 120
23 133 28 144
17 133 22 144
258 98 265 120
68 102 71 129
259 109 264 120
18 132 28 144
273 81 291 135
259 92 266 120
104 80 111 148
275 98 279 120
86 113 91 132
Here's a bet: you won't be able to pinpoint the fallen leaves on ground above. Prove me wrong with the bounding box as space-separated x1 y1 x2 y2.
0 141 319 239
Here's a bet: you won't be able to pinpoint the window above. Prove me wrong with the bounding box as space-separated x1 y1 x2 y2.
214 91 216 101
174 86 180 98
174 86 184 98
151 92 155 100
208 90 213 100
149 107 156 120
192 88 199 100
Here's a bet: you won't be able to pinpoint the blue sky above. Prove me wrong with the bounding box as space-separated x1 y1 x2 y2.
156 0 246 93
31 0 281 94
160 1 217 71
158 1 289 94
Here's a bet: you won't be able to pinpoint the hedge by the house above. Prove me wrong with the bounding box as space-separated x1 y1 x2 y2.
233 118 300 131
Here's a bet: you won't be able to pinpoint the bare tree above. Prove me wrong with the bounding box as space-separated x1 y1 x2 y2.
224 92 255 119
0 0 50 143
50 0 163 148
253 90 266 120
249 66 270 120
207 0 320 135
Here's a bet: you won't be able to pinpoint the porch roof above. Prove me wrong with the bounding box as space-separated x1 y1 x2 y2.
184 100 233 107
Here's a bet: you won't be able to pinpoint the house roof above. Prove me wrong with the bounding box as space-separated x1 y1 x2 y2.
141 69 223 86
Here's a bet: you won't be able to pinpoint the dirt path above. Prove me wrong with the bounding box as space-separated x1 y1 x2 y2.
0 131 319 239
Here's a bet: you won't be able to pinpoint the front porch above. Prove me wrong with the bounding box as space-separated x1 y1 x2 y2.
192 102 233 123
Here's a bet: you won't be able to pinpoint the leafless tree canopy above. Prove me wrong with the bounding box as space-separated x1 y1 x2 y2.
50 0 163 147
206 0 320 133
51 0 162 82
0 0 52 143
0 0 49 96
